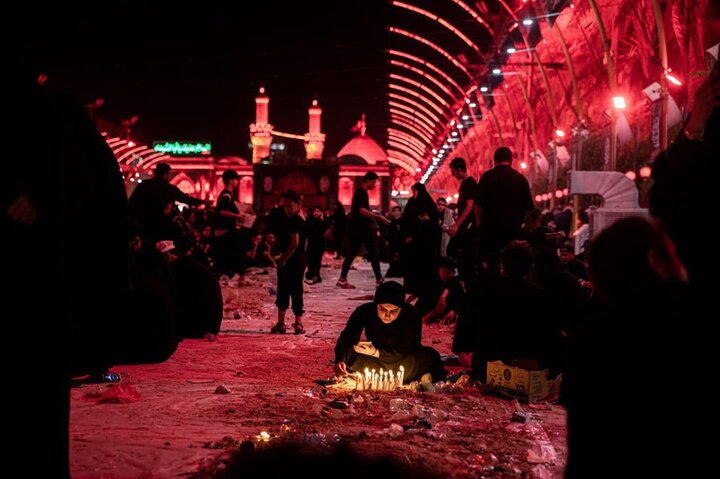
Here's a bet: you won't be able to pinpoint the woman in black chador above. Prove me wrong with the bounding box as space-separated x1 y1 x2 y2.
333 281 445 382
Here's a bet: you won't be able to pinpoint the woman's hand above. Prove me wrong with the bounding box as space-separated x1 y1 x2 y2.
334 361 349 377
353 342 379 358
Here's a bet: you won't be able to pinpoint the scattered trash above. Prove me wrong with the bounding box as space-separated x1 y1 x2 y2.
97 385 142 404
382 423 404 438
412 404 449 422
531 465 555 479
406 417 433 430
389 398 409 412
328 397 350 409
302 432 327 446
324 408 345 420
308 385 327 398
526 440 558 464
512 411 529 423
214 385 231 394
203 436 240 449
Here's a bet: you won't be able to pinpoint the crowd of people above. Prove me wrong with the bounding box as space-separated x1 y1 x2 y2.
6 50 717 478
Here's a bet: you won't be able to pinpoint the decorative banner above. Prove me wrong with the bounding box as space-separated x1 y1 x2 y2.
153 141 212 156
603 134 610 168
650 99 662 160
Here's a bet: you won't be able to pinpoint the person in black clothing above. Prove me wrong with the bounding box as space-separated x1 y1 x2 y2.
563 217 694 479
416 256 464 324
401 182 441 298
333 281 445 383
384 205 404 278
447 157 478 284
213 169 245 278
305 206 328 284
474 147 535 273
650 60 720 293
337 171 390 289
270 190 307 335
5 65 72 478
128 162 204 242
331 201 347 258
520 208 565 254
168 237 223 340
458 241 558 381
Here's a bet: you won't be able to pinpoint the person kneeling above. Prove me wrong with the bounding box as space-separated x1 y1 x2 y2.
333 281 446 383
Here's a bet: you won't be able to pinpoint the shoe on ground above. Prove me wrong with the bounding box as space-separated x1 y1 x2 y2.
270 323 287 334
293 323 305 335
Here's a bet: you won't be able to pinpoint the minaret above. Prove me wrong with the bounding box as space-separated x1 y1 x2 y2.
304 98 326 160
249 86 274 163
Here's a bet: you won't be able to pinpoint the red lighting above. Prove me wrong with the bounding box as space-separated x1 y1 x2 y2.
555 190 563 199
389 117 434 144
387 50 465 96
389 59 454 98
535 194 543 202
666 73 682 86
392 1 481 54
613 96 627 109
128 141 136 148
389 73 448 106
639 166 652 178
388 92 441 122
562 188 569 196
625 170 637 181
388 83 444 114
389 103 436 130
520 162 528 170
555 129 566 137
388 27 472 78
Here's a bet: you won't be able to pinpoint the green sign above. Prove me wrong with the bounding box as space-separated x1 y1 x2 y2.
153 141 212 156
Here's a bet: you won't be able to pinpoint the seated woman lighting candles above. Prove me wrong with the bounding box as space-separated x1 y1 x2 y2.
333 281 446 384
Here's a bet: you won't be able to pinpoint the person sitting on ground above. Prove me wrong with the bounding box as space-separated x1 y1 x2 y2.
458 241 559 382
333 281 446 383
415 256 464 325
165 237 223 340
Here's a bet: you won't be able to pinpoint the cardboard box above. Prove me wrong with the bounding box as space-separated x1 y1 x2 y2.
486 361 560 403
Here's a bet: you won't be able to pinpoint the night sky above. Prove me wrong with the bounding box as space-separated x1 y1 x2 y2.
15 1 393 159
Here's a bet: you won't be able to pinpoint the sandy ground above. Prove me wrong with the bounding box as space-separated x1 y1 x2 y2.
71 258 567 478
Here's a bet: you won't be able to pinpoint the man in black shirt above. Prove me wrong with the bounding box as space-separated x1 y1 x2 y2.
447 157 478 284
128 162 204 242
474 147 534 272
213 169 245 278
337 171 390 289
270 190 308 335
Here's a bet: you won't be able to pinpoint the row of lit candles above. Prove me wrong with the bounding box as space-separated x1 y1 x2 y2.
354 366 404 391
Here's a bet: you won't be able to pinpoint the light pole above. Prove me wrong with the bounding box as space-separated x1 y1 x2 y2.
651 0 669 151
